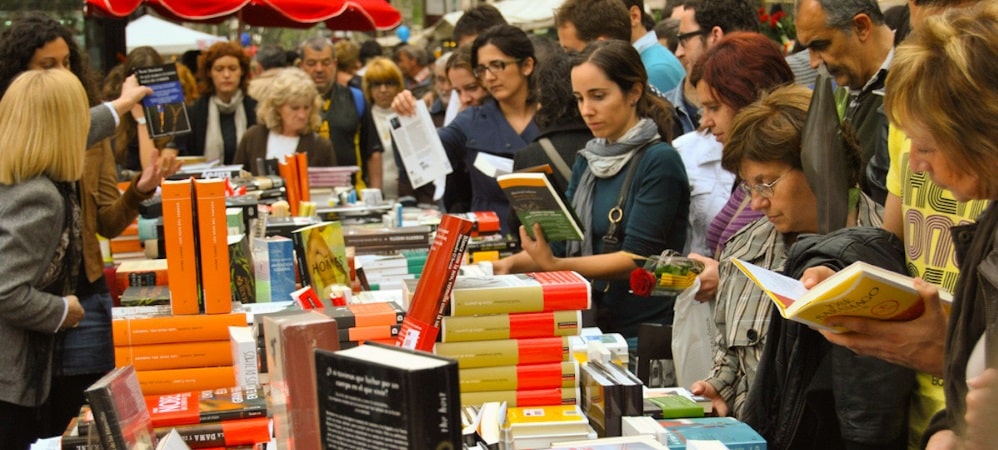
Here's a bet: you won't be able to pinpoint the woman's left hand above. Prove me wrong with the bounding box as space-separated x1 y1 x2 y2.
135 148 181 194
519 223 558 271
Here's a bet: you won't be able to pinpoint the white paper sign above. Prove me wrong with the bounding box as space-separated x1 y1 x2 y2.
387 101 453 188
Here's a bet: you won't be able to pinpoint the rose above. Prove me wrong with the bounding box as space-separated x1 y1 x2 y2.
630 268 656 297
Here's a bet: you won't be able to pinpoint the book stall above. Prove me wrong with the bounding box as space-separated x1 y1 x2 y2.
39 153 767 450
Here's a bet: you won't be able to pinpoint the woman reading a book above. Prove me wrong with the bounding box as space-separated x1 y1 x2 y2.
492 39 689 348
391 25 540 236
0 69 89 449
687 84 889 421
0 14 180 440
233 68 335 175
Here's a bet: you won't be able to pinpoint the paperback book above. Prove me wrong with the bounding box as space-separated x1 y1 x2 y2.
134 63 192 138
497 172 584 241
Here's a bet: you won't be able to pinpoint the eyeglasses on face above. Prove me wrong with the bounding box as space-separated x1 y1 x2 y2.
369 80 400 89
677 29 708 46
303 58 335 68
738 170 792 199
472 58 522 78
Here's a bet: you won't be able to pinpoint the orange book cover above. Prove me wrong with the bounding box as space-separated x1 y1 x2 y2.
278 155 301 216
396 214 474 352
458 361 578 393
340 324 401 342
135 366 236 396
113 312 247 347
324 301 405 328
115 340 233 371
146 386 267 428
295 151 310 202
195 179 232 315
162 179 200 315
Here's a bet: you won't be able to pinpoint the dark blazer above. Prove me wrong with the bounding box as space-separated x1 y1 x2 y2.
233 124 336 176
174 94 258 162
0 177 69 406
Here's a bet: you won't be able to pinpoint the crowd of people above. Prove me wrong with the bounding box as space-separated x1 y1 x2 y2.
0 0 995 448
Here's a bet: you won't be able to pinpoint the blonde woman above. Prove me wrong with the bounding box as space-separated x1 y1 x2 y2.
0 70 89 448
361 56 404 200
233 68 336 175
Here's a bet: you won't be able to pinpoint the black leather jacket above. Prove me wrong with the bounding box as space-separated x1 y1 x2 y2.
742 227 915 450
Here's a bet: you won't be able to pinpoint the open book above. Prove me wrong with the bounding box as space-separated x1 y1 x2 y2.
497 172 583 241
731 258 952 332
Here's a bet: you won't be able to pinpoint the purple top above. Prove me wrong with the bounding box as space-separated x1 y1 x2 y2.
705 187 764 258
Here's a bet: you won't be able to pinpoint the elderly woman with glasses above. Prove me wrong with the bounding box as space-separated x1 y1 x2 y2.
392 24 539 236
688 84 884 420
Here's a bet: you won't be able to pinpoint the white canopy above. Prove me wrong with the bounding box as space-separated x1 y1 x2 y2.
126 15 227 55
442 0 565 32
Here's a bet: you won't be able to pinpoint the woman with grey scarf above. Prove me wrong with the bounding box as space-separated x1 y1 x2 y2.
493 39 690 344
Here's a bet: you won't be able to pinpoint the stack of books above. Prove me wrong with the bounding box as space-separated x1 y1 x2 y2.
342 224 434 255
323 301 406 348
112 309 247 395
429 270 592 407
355 249 427 291
307 165 358 188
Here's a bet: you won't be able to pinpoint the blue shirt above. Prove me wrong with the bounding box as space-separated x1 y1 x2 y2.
634 31 685 94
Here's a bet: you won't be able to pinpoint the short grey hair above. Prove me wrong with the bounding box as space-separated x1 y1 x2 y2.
798 0 885 30
298 36 335 59
396 45 428 66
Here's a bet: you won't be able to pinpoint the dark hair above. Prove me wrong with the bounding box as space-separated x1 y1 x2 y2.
808 0 885 30
255 44 288 71
883 4 911 45
471 25 537 105
528 34 562 68
447 43 475 73
0 12 99 106
199 41 251 96
555 0 631 43
359 40 384 63
571 40 675 140
619 0 656 31
534 51 584 130
453 4 508 43
103 46 170 161
654 18 681 52
684 0 758 33
690 32 794 112
181 49 201 74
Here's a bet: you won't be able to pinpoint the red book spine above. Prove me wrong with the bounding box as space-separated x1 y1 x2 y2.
516 362 571 390
531 271 592 311
515 388 578 407
517 337 570 365
508 312 555 339
396 214 474 351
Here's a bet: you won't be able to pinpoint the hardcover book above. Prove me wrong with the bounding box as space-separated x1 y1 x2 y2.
731 258 952 332
145 386 267 428
449 271 591 316
497 172 584 241
135 366 236 396
458 361 579 393
195 178 232 314
315 342 461 449
85 365 158 450
227 234 255 305
440 310 582 342
433 336 571 369
161 179 200 315
292 221 350 301
460 387 580 407
396 214 474 352
114 340 232 371
134 63 192 138
251 235 297 303
112 312 247 347
323 301 405 329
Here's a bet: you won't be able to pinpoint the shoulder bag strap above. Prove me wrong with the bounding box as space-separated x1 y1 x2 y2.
602 142 652 250
538 137 572 182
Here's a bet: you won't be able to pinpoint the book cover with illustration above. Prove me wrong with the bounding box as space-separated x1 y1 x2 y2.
497 172 584 241
292 221 349 301
85 365 158 450
133 63 192 138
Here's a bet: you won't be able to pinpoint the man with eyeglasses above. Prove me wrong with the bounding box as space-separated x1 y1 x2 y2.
299 36 372 191
666 0 757 134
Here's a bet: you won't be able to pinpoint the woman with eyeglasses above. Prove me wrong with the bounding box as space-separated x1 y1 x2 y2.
174 41 257 165
392 24 539 236
493 39 688 350
688 84 884 420
361 57 433 204
233 68 335 175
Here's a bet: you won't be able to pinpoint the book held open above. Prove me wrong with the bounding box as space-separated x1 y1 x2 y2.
731 258 952 332
497 172 584 242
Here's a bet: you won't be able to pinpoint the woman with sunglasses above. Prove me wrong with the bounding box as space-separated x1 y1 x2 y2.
392 25 539 236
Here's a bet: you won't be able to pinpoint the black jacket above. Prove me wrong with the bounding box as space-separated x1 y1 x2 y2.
742 227 915 450
174 95 258 164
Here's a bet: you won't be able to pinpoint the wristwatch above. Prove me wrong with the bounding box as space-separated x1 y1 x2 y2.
135 116 147 125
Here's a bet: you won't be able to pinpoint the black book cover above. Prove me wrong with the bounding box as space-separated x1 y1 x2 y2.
133 63 192 138
315 342 461 449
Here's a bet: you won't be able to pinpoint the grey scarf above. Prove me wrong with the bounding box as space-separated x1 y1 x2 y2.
204 89 247 163
567 118 660 257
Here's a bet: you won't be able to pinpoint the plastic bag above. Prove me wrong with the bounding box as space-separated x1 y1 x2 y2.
672 278 717 389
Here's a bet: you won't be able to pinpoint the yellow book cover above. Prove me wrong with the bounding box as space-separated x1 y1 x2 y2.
292 222 349 301
731 258 952 332
505 404 588 428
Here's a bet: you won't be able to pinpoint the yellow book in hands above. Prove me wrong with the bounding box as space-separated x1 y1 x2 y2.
730 258 952 332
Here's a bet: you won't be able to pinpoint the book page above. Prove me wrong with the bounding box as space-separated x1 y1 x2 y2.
730 258 806 313
387 101 453 188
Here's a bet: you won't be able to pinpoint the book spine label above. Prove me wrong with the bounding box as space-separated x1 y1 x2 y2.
433 337 569 369
230 326 259 388
196 179 232 314
397 215 473 351
161 180 199 315
339 324 402 342
458 361 578 392
532 271 593 311
114 340 233 371
112 313 247 347
160 416 271 448
509 309 582 339
135 366 237 396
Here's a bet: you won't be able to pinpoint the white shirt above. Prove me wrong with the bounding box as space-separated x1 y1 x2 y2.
266 132 301 160
673 130 735 256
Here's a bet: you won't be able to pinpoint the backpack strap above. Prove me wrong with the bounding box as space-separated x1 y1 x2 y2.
601 142 653 252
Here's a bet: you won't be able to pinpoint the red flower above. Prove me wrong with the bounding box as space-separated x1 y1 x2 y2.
630 268 656 297
771 11 786 29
